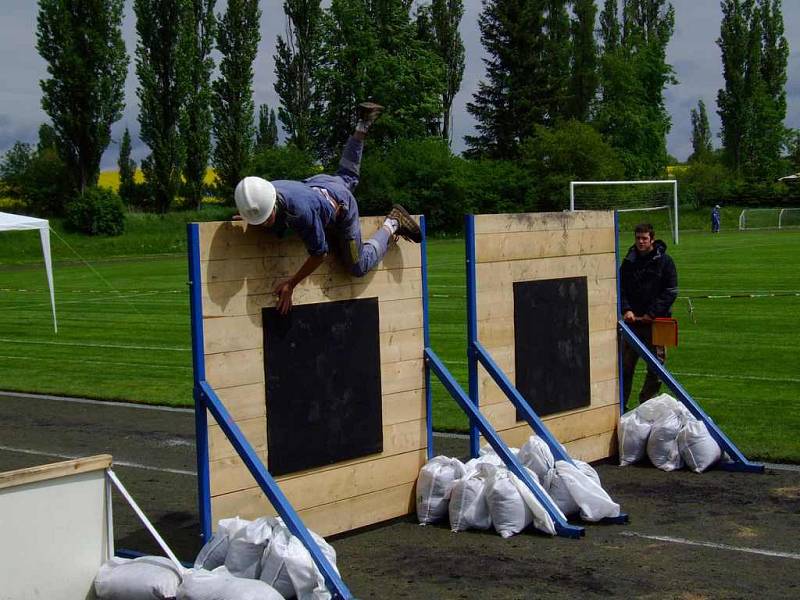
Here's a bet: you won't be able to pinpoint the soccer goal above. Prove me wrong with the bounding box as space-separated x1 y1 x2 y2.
738 208 800 230
570 180 679 244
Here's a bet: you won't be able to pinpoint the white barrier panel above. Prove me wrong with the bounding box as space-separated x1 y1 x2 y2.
0 455 112 600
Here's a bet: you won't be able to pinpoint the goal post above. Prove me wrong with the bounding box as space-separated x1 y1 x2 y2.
570 180 679 244
739 207 800 230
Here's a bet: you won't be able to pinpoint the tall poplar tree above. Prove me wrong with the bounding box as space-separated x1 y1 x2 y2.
212 0 261 200
569 0 599 122
718 0 788 179
689 99 713 163
135 0 189 213
118 127 137 204
275 0 323 152
543 0 572 124
36 0 128 193
426 0 466 142
256 104 279 151
181 0 216 209
315 0 444 161
596 0 675 176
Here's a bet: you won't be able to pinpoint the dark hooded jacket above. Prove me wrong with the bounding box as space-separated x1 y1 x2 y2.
619 239 678 317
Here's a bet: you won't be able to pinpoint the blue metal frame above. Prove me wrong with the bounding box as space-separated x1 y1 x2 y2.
425 348 584 539
187 224 353 600
421 216 434 459
465 215 481 458
615 211 626 417
618 321 763 473
188 224 212 542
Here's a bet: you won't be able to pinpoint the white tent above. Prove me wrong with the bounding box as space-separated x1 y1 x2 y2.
0 212 57 332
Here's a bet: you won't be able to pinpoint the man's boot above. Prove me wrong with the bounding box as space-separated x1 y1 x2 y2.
386 204 422 243
356 102 384 134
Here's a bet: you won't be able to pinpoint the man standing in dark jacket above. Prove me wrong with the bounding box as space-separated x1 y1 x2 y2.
619 223 679 410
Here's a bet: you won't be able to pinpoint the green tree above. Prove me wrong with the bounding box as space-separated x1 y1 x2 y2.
466 0 548 158
422 0 466 142
520 120 625 210
36 123 59 153
569 0 599 122
0 143 34 199
256 105 279 151
36 0 128 193
211 0 261 200
117 127 137 204
787 130 800 172
135 0 189 213
689 99 713 163
181 0 216 209
543 0 572 124
274 0 324 152
596 0 675 176
315 0 444 161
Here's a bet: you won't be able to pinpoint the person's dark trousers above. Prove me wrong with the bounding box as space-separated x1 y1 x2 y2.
621 322 666 411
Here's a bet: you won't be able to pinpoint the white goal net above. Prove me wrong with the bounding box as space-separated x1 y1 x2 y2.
570 180 679 244
738 208 800 230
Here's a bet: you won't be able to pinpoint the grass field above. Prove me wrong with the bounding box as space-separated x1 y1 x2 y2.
0 218 798 462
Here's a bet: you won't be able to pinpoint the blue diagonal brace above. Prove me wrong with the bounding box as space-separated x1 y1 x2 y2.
425 347 585 539
619 321 763 473
199 381 354 600
471 341 575 465
472 340 629 525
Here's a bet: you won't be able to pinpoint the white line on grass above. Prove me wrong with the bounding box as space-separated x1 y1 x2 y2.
620 531 800 560
0 444 196 476
672 371 800 384
0 338 190 352
0 354 192 370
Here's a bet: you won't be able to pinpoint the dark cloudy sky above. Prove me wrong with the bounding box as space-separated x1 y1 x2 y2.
1 1 798 168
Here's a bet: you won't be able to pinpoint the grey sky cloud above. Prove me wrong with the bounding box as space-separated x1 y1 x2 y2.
0 0 797 170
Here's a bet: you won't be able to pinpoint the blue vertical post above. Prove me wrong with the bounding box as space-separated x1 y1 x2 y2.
420 216 434 459
614 211 625 416
465 214 480 458
187 223 212 542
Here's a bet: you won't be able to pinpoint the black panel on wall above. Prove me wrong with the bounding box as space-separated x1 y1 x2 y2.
513 277 591 418
263 297 383 476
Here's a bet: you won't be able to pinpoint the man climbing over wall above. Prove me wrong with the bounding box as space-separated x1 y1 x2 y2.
234 102 422 315
619 223 679 411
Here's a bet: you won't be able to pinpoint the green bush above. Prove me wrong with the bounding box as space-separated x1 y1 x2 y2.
677 160 734 208
65 186 126 236
0 143 73 216
248 144 319 182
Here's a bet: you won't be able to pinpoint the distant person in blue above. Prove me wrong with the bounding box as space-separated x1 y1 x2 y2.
711 205 721 233
619 223 679 411
234 103 421 314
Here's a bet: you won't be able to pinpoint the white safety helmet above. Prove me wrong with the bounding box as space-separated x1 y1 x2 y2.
235 176 277 225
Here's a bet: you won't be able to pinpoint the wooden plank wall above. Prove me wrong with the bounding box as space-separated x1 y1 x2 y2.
198 218 426 536
473 212 619 462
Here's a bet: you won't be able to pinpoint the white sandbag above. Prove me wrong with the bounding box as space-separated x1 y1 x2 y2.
517 435 555 483
416 456 467 524
508 467 562 536
449 463 493 532
618 410 653 466
551 460 620 521
636 393 691 424
194 517 250 571
260 522 338 600
178 567 283 600
546 467 578 516
485 468 533 538
678 419 722 473
225 517 277 579
95 556 183 600
647 411 685 471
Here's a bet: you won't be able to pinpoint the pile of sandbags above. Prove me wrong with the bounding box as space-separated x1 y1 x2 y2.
415 438 621 538
95 517 339 600
618 393 722 473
